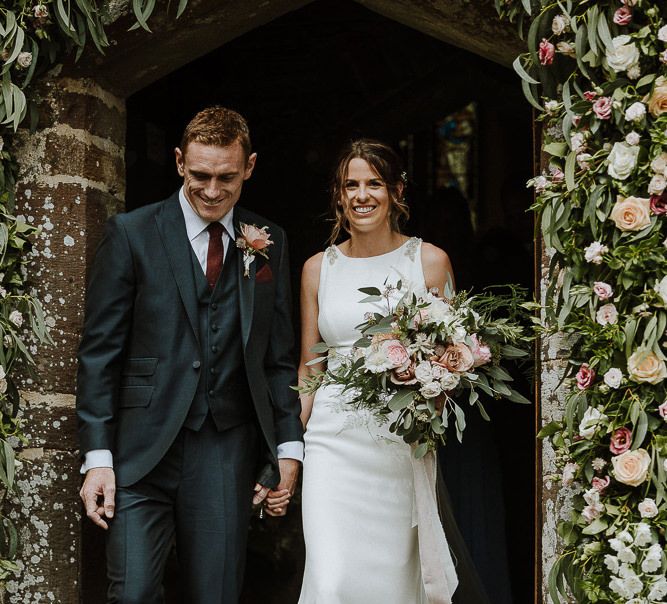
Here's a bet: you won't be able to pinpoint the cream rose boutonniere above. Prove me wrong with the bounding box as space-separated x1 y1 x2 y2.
236 223 273 277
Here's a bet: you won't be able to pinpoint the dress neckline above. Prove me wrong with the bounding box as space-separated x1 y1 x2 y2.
333 237 414 260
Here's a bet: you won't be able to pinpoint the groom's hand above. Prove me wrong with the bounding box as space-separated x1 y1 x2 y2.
80 467 116 530
265 459 300 517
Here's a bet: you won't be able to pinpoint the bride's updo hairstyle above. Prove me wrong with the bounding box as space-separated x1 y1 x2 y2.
329 139 409 245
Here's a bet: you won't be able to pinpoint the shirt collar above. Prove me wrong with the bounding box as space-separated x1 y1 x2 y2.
178 186 235 241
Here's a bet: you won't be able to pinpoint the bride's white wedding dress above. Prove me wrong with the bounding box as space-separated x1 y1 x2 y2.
299 238 435 604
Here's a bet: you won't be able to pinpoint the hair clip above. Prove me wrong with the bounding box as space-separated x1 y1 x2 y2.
400 171 408 183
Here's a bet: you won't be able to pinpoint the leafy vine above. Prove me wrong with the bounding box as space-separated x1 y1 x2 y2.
497 0 667 602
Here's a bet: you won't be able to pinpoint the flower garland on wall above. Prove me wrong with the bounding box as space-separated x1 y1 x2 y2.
497 0 667 601
0 0 190 580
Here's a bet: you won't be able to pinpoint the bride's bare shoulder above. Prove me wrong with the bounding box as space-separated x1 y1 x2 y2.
301 252 325 288
420 242 452 268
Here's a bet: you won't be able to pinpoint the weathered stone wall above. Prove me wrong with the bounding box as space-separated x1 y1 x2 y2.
6 70 124 603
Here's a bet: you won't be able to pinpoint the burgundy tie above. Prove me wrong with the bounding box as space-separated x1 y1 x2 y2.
206 222 224 289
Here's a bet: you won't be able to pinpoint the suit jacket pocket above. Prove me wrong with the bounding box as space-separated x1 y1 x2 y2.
118 385 154 408
122 357 158 376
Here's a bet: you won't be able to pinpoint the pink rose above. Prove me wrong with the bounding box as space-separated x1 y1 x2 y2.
469 334 492 367
593 97 613 120
437 343 475 373
539 39 555 66
593 281 613 300
591 475 610 493
576 363 595 390
610 427 632 455
613 6 633 25
381 339 409 369
650 192 667 215
390 361 418 385
658 400 667 420
583 90 597 101
241 224 273 250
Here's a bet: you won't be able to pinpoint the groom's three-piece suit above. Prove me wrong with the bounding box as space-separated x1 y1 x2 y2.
76 189 303 602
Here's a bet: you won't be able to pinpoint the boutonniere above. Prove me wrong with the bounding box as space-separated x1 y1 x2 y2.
236 223 274 277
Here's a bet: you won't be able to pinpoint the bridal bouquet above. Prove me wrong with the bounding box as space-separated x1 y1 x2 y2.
303 283 531 457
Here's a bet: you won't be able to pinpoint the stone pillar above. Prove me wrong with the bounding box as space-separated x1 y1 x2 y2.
5 71 125 603
539 247 575 603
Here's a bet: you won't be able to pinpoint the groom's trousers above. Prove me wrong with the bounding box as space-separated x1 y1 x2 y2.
106 417 259 604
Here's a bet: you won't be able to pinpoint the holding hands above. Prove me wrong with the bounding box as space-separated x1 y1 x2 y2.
255 458 300 517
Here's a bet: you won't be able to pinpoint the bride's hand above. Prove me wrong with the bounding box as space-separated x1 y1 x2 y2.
264 488 291 516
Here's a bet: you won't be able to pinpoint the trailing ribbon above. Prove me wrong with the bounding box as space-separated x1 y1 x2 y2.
411 451 458 604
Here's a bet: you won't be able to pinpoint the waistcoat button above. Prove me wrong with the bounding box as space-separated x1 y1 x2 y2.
192 361 201 369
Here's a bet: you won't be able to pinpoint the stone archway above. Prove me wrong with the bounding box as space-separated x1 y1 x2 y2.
8 2 536 603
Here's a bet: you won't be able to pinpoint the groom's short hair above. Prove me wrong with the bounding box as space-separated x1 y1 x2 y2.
181 106 252 159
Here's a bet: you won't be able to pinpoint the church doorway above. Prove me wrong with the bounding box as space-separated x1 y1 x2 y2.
84 1 534 602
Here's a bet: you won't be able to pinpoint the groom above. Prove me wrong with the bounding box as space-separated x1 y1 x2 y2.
76 106 303 603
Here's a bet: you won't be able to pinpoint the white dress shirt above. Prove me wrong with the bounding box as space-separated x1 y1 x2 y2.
81 188 303 473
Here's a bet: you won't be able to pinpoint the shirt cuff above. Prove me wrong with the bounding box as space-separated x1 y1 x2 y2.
80 449 114 474
277 441 304 462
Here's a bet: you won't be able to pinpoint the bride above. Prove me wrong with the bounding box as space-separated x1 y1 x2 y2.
291 139 459 603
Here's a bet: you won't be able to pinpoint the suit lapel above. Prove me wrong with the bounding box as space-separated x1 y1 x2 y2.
234 209 255 349
155 193 200 344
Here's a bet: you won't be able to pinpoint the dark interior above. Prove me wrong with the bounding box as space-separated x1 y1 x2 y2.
83 1 535 602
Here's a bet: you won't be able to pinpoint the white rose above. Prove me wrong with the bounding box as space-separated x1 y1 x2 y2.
649 174 667 195
579 406 608 439
584 241 608 264
593 281 613 300
420 381 442 399
606 35 640 73
628 349 667 384
363 346 393 374
596 303 618 325
612 448 651 486
659 25 667 43
562 461 579 486
8 310 22 327
625 101 646 122
551 14 569 35
16 52 32 69
655 276 667 304
607 142 640 180
651 152 667 174
638 498 659 518
603 368 623 389
422 296 454 325
625 131 640 146
414 361 434 384
570 131 586 153
439 371 460 391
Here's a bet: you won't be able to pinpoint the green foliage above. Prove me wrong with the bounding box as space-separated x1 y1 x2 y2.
500 0 667 601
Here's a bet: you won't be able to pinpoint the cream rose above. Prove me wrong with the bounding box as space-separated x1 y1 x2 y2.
651 152 667 175
609 196 651 231
628 349 667 384
624 101 646 122
607 142 640 180
612 448 651 487
638 498 659 518
596 303 618 325
649 175 667 196
648 76 667 118
605 35 639 73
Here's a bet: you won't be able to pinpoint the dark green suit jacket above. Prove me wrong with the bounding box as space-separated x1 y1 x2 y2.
76 192 303 488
